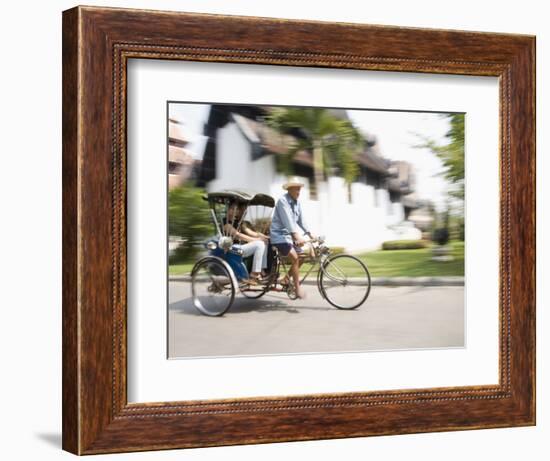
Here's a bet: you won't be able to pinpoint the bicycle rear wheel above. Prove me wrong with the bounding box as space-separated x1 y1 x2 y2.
318 254 371 309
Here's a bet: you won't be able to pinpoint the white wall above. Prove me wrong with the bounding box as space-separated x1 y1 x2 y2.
209 121 280 195
321 177 393 251
1 1 546 461
207 121 251 192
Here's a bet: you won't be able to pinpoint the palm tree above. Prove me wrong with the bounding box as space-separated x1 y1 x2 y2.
266 108 363 190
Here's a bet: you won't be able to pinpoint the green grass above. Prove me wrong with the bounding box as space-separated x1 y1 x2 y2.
352 241 464 277
169 241 464 278
169 262 195 276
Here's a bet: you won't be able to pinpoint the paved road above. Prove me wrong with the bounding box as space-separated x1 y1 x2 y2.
168 281 464 358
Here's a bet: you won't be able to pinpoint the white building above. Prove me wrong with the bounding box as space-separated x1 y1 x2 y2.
168 118 197 190
198 105 421 252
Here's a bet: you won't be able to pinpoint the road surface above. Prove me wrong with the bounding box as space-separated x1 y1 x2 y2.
168 281 464 358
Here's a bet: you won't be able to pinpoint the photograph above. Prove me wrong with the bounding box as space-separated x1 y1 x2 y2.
167 102 466 358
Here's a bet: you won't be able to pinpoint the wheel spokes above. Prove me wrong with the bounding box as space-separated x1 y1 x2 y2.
192 260 235 316
322 260 348 285
320 255 371 309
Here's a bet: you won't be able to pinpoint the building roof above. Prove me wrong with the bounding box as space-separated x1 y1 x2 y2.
168 118 189 147
357 148 390 174
168 145 193 165
232 113 313 166
233 113 392 174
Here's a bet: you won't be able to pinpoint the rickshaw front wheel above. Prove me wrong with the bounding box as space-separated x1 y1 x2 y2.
191 257 236 316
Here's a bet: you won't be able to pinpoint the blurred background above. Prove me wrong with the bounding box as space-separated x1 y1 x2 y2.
168 103 465 278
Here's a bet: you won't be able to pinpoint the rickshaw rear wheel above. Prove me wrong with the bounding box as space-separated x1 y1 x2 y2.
191 257 236 316
318 254 371 309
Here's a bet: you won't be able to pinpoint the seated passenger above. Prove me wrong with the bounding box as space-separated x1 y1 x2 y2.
223 202 269 283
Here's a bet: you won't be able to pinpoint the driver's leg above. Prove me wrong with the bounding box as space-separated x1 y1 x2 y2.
288 248 305 299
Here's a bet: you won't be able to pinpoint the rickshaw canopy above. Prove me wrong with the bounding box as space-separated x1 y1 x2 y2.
204 189 275 208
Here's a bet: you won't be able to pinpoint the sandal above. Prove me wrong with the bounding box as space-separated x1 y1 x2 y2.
242 278 259 286
248 273 266 285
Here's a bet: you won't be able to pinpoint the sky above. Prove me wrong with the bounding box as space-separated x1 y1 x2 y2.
348 110 451 211
169 103 454 211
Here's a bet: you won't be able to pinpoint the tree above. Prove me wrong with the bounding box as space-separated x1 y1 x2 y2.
415 114 465 241
266 108 363 187
168 185 212 261
415 113 465 200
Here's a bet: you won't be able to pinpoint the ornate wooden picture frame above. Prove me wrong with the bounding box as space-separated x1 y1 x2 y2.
62 5 535 455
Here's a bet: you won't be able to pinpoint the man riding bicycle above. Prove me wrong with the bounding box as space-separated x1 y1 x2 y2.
270 177 316 299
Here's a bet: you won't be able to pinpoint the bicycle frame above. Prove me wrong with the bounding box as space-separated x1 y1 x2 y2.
270 241 330 291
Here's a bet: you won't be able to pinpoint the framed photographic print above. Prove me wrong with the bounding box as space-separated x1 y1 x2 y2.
62 5 535 455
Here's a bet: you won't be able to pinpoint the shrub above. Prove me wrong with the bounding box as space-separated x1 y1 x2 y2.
168 185 212 262
432 228 450 246
382 240 429 250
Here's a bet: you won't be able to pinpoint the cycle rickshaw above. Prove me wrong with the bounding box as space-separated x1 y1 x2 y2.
191 189 372 316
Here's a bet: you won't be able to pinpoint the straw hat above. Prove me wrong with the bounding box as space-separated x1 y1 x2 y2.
282 176 305 190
